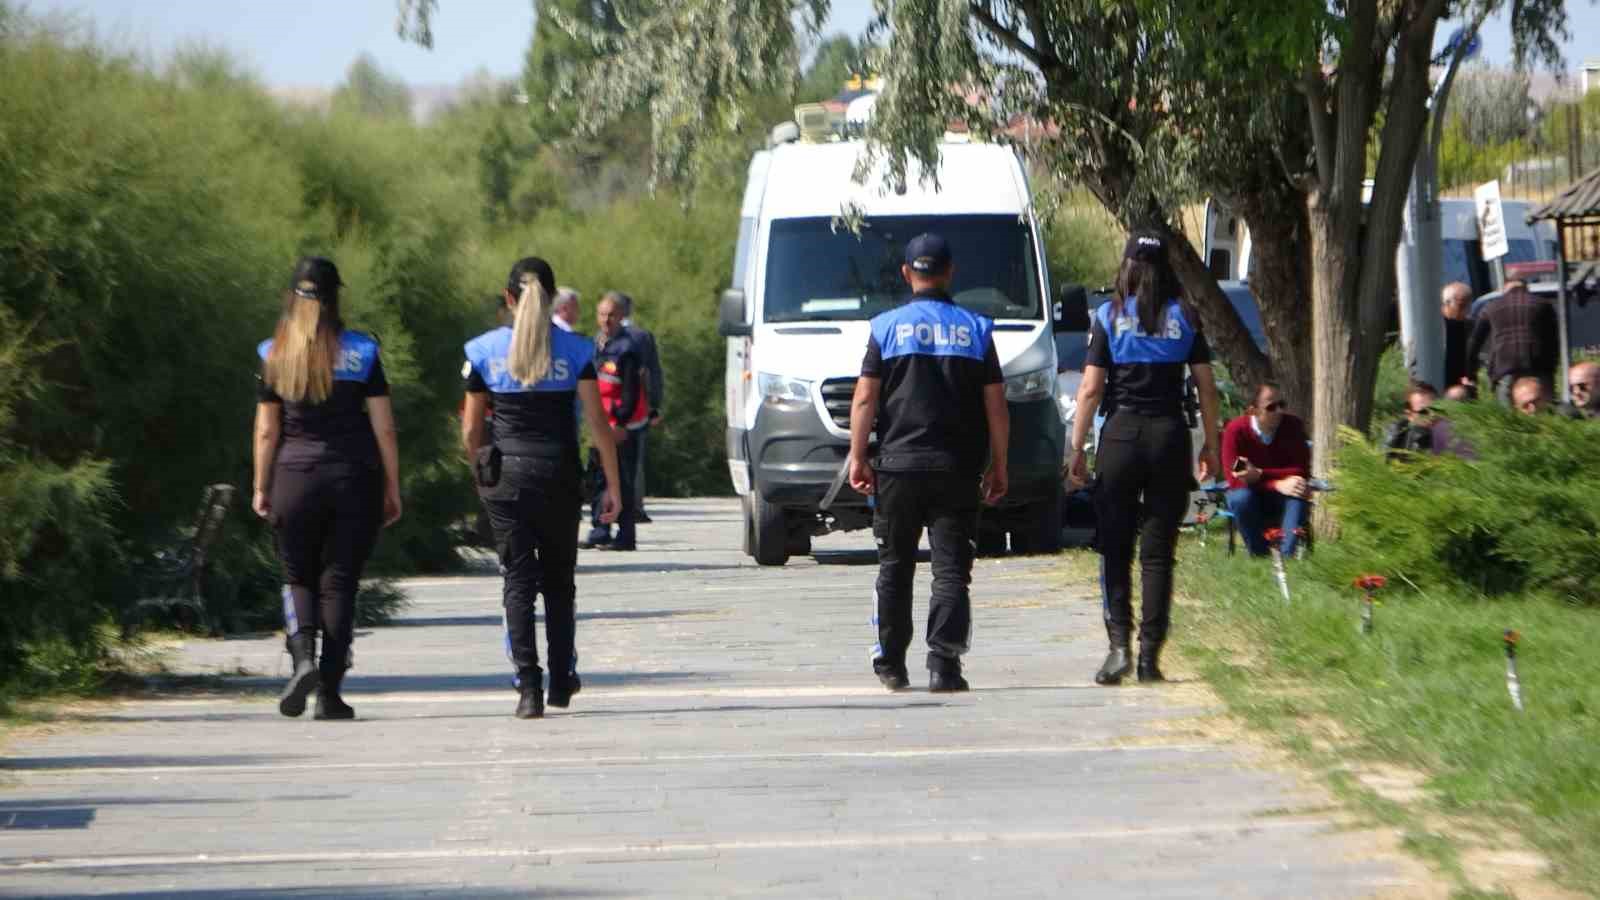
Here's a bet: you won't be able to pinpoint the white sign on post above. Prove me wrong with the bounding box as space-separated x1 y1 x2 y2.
1475 179 1510 261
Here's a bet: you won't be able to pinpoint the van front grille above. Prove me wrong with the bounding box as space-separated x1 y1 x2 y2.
819 378 857 431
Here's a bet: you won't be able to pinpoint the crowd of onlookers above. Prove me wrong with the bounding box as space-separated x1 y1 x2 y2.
1219 278 1598 558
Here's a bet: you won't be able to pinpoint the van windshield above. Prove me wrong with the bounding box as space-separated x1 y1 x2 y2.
762 215 1043 323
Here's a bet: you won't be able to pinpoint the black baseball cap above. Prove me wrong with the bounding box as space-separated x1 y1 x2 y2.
1123 233 1167 265
290 256 343 301
507 257 557 298
904 233 952 274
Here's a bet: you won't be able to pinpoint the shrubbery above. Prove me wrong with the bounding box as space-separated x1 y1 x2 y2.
1315 403 1600 605
0 12 769 693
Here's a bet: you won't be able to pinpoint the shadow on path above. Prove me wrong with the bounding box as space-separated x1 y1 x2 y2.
10 888 613 900
0 754 292 772
389 609 718 628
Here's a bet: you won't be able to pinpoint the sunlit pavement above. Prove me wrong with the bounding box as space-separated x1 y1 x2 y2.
0 499 1420 898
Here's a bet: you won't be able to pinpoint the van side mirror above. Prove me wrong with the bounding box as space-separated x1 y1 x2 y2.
718 288 751 337
1054 283 1091 333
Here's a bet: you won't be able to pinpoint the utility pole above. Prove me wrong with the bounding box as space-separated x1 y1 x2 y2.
1396 27 1480 391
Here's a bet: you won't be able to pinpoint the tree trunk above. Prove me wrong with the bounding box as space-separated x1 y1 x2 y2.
1163 228 1273 397
1306 189 1362 535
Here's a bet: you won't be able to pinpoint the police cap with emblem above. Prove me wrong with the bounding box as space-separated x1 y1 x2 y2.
904 233 952 275
290 256 343 302
1122 233 1167 265
506 257 557 299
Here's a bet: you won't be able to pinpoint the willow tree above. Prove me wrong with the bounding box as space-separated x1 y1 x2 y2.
400 0 1576 482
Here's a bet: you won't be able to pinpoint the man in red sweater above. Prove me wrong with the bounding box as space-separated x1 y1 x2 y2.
1221 382 1311 556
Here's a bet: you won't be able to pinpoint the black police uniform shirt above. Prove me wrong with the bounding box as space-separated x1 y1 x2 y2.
462 325 597 461
860 290 1004 475
257 330 388 469
1086 297 1211 417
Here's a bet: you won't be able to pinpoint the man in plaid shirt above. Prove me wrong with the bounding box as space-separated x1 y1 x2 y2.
1463 280 1559 405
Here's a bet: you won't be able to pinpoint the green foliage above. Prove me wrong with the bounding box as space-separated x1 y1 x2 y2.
331 54 413 120
1039 191 1122 291
798 33 870 103
1317 404 1600 604
0 16 502 686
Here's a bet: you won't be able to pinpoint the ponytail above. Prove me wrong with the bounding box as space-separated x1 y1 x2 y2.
1116 257 1171 337
507 275 552 385
265 294 338 403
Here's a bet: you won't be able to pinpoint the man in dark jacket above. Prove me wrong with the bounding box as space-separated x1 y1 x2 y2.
610 292 665 524
1383 381 1439 457
1463 280 1559 405
582 295 648 551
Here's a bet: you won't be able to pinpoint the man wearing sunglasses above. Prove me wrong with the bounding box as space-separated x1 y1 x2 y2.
1558 361 1599 420
1220 382 1312 557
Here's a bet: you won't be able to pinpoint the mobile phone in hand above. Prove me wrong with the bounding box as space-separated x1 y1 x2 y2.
1232 457 1249 475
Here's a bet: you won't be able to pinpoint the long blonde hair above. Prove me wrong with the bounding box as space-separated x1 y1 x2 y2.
507 272 553 385
265 293 339 403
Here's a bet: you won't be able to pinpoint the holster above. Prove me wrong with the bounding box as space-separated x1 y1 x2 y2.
474 445 503 488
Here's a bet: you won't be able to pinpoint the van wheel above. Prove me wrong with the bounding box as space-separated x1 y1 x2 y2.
741 495 755 557
786 526 812 558
750 491 790 566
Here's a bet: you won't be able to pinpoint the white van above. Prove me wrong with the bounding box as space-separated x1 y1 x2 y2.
719 121 1086 565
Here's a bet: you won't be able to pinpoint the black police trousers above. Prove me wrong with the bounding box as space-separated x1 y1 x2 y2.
482 455 581 688
872 470 980 675
1092 412 1193 647
271 462 383 667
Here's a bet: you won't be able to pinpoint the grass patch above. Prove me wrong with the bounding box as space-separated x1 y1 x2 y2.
1168 539 1600 896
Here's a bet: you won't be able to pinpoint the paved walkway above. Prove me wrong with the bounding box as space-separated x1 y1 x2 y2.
1 499 1420 898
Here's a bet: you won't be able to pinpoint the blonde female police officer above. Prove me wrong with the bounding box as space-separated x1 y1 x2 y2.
463 257 623 720
1067 234 1220 685
254 256 403 720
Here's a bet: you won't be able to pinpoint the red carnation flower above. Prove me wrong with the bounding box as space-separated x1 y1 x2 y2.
1264 528 1284 543
1353 574 1387 591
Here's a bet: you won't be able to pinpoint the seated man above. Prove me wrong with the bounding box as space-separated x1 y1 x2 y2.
1511 375 1552 416
1221 382 1312 557
1383 381 1438 457
1558 361 1599 420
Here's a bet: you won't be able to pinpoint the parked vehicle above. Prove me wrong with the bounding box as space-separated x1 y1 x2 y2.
719 114 1086 565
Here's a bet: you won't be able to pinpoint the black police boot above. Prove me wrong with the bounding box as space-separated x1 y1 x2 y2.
873 660 910 692
515 668 544 719
1137 640 1166 683
1094 629 1134 686
278 632 319 718
313 648 355 720
547 673 581 709
928 669 970 693
516 686 545 719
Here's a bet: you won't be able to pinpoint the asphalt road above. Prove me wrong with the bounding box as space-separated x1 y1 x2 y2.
0 498 1421 898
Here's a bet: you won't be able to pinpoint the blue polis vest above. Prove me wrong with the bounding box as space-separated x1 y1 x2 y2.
870 299 996 364
463 325 594 394
257 329 381 382
1095 297 1196 364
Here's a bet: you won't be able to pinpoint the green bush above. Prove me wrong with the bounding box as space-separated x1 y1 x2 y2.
1316 403 1600 604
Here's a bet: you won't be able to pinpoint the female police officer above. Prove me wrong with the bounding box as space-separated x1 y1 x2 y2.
253 256 403 720
462 257 622 720
1066 234 1220 685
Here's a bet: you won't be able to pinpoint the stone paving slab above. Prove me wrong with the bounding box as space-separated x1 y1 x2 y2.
0 499 1422 898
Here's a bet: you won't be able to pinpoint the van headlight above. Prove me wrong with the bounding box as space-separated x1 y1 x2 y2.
756 372 813 410
1004 367 1054 403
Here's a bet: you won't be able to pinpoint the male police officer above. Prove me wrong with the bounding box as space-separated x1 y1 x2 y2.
848 233 1010 693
